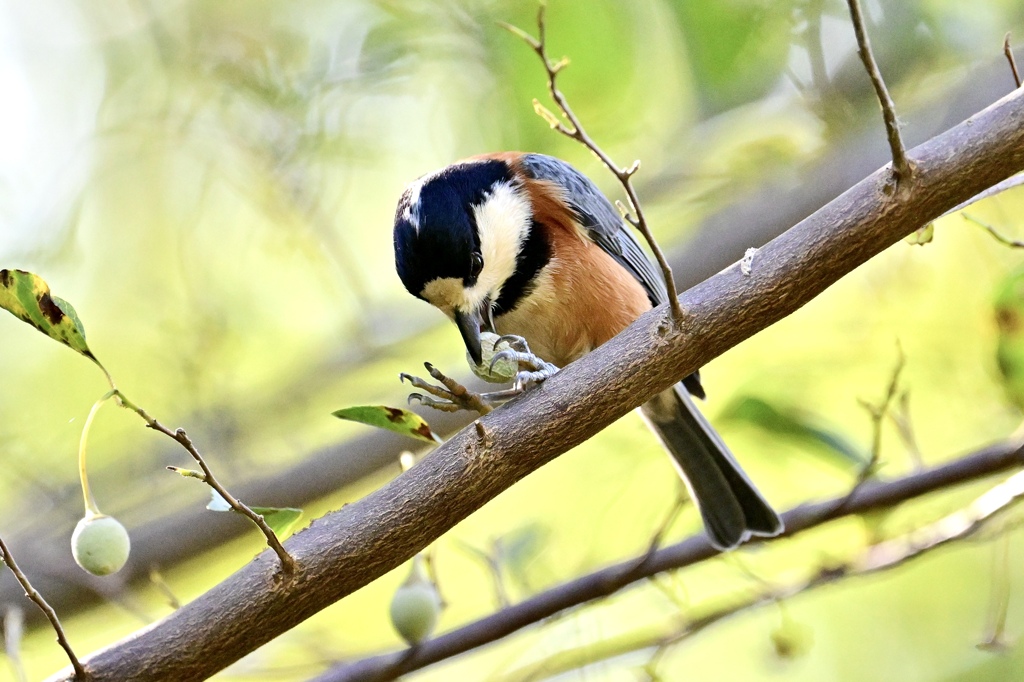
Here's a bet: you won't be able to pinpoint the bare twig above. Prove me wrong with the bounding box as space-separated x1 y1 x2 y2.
0 536 86 679
500 6 683 320
838 345 905 512
1005 33 1022 89
845 0 912 185
963 213 1024 248
112 391 296 575
890 391 925 470
643 490 690 557
148 566 182 610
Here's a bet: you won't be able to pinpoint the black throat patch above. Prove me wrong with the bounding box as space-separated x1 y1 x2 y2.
492 219 551 316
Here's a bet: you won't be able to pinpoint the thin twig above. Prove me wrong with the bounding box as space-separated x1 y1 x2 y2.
500 6 683 320
963 212 1024 248
889 390 925 470
1005 33 1022 89
112 391 296 575
643 490 690 557
0 535 86 679
845 0 911 186
164 427 296 574
837 344 905 513
149 565 182 610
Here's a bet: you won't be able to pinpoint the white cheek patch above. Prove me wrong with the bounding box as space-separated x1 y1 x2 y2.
470 181 531 304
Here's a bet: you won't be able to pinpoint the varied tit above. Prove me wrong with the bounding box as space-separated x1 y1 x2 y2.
393 152 783 550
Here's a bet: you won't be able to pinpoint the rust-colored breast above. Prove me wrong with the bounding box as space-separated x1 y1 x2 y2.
495 175 652 367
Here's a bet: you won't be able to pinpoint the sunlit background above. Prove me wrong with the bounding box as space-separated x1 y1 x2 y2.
2 0 1024 679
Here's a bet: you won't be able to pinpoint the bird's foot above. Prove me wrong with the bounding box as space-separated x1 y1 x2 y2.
489 335 560 391
402 362 526 416
402 338 558 416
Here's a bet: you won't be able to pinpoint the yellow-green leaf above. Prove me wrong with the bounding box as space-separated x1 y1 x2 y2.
720 395 866 467
249 506 303 537
0 269 96 361
166 466 206 481
332 405 442 444
905 223 934 246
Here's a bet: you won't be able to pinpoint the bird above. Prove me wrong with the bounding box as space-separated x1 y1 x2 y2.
392 151 783 550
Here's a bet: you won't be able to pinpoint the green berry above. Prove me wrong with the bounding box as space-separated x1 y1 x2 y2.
468 332 518 383
389 557 441 645
72 514 130 576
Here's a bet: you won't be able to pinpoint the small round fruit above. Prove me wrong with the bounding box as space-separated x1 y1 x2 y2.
468 332 518 384
72 514 130 576
389 558 441 645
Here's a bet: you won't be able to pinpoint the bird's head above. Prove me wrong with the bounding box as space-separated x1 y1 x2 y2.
393 156 547 364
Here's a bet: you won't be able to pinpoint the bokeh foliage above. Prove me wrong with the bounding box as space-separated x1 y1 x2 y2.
1 0 1024 679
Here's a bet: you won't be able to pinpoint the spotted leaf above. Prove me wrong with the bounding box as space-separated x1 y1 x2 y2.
0 269 97 362
332 405 442 444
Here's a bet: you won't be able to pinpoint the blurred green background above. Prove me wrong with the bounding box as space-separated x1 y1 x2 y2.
2 0 1024 680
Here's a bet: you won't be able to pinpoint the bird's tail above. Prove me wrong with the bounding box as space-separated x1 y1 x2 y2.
640 385 783 550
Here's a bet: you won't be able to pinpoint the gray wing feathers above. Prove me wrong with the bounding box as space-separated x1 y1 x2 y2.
521 154 668 306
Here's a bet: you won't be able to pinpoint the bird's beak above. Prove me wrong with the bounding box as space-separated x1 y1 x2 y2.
454 299 495 366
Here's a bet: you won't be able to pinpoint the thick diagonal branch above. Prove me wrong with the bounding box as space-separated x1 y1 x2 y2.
46 88 1024 682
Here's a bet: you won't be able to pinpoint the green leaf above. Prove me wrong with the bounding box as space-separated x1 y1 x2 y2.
905 223 935 245
332 405 443 444
250 506 303 537
720 395 867 467
206 490 303 537
0 269 98 362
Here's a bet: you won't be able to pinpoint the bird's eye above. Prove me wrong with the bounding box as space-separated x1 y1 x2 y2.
469 252 484 279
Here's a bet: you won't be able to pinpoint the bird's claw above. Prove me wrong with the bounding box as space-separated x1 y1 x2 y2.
403 338 559 416
493 334 531 353
407 392 462 413
488 335 559 391
401 364 496 416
